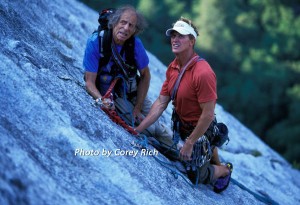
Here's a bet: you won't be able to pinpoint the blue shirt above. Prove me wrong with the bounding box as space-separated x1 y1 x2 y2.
83 32 149 73
83 32 149 95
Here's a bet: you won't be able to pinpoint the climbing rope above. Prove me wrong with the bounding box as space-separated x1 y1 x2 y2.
230 178 279 205
96 76 280 204
95 90 199 190
132 135 195 188
64 75 282 205
213 155 279 205
98 77 138 135
99 85 280 204
98 80 203 189
135 135 281 205
101 107 137 135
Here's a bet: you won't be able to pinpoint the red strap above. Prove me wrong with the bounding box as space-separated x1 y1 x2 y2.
102 77 119 98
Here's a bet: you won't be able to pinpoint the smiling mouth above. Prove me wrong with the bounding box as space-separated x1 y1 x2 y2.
172 43 180 48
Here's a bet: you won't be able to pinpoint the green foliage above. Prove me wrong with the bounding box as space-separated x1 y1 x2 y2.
293 161 300 170
200 0 300 167
80 0 139 10
137 0 186 63
79 0 300 167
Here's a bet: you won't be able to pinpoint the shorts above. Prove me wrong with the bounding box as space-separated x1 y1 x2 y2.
186 161 215 185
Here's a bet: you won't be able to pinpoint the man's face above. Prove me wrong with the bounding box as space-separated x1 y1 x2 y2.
113 10 137 45
170 31 194 54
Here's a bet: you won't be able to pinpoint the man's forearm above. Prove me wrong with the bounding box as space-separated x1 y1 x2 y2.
85 72 102 100
86 82 102 100
186 101 215 144
187 116 212 144
135 97 167 132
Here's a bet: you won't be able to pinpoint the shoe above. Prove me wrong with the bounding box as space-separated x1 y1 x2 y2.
213 162 233 193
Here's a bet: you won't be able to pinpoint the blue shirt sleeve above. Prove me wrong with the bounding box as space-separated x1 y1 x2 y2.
134 37 149 71
83 32 99 73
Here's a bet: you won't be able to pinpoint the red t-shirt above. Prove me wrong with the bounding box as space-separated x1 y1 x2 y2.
160 55 217 125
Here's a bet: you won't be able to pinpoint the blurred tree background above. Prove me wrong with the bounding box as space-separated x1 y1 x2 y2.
79 0 300 167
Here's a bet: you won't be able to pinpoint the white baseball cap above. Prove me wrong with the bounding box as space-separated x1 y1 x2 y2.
166 20 198 39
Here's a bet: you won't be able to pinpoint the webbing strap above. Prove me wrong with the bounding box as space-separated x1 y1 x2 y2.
102 77 119 98
111 40 134 80
99 30 105 57
171 55 202 101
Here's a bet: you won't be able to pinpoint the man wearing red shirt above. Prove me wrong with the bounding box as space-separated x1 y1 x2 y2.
136 17 232 193
160 54 217 125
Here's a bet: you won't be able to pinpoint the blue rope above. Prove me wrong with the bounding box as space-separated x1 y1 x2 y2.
126 110 281 204
132 133 196 189
132 134 149 149
150 144 280 205
230 178 280 205
152 155 195 189
216 155 280 204
133 135 281 205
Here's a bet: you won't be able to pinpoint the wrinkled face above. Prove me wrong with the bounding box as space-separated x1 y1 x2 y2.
170 31 194 54
113 10 137 45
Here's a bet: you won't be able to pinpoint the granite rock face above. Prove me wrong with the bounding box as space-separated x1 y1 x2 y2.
1 0 300 204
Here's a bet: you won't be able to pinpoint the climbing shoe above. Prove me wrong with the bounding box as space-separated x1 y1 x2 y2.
213 162 233 193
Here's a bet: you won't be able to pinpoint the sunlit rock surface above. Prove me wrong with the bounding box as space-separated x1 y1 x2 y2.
1 0 300 204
